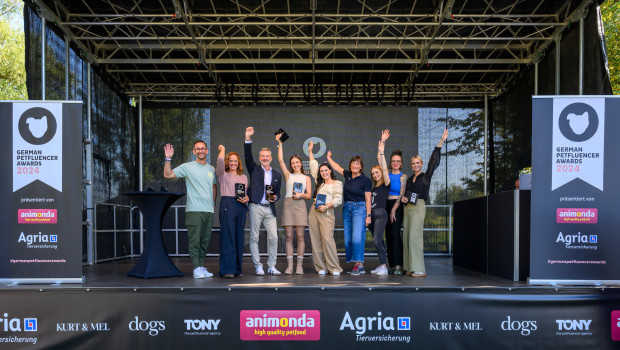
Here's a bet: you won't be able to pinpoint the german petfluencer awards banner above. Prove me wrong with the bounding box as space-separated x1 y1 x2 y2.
530 96 620 285
0 101 82 283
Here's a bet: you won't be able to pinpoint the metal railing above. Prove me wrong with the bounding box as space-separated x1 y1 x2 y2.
89 203 453 263
92 203 139 263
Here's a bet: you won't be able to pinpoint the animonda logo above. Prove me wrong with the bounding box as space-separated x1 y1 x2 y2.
558 103 598 142
18 107 57 145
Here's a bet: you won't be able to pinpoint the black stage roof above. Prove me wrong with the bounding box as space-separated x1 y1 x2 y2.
28 0 605 105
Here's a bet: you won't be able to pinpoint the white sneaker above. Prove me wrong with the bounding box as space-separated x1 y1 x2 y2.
193 267 205 279
201 267 214 278
267 267 282 276
332 271 341 276
376 266 388 276
256 266 265 276
370 267 380 274
317 270 327 275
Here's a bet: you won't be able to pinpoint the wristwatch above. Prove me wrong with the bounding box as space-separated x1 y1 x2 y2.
367 214 371 217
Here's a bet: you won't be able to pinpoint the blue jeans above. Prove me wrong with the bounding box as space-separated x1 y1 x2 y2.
343 201 367 263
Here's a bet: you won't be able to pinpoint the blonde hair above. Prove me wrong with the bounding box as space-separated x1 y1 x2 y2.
371 165 385 188
411 155 423 165
225 152 244 175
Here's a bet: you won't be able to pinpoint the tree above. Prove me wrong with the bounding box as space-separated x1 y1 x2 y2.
0 0 26 100
601 0 620 94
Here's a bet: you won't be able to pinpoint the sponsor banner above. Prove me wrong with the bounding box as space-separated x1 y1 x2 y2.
240 310 320 341
531 96 620 283
0 289 619 349
0 102 82 282
556 208 597 224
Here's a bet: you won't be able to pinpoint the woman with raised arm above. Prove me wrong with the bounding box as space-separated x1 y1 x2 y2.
215 145 249 278
368 130 392 276
401 129 449 277
385 148 407 275
276 134 312 275
326 149 372 275
307 142 344 276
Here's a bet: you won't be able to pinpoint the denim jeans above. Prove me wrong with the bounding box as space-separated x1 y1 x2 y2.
343 201 367 262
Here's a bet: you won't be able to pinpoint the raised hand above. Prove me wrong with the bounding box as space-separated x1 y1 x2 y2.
378 140 385 154
381 129 390 142
164 144 174 158
218 145 224 152
441 129 449 142
326 150 332 159
245 127 254 140
276 133 282 142
308 141 314 152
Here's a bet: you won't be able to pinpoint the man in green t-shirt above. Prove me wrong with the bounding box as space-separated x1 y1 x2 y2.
164 140 217 279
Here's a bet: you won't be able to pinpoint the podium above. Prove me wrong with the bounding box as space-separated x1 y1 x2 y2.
453 190 530 281
123 191 185 278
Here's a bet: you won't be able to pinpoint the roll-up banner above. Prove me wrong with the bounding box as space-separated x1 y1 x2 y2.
530 96 620 285
0 101 83 283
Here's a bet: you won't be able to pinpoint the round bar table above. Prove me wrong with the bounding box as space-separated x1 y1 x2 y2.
123 191 185 278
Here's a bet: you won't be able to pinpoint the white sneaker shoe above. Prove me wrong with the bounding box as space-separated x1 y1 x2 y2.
376 266 388 276
267 267 282 276
193 267 205 279
332 271 341 276
256 266 265 276
317 270 327 275
201 267 214 278
370 267 380 274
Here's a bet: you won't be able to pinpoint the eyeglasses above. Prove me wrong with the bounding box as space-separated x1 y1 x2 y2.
194 147 207 151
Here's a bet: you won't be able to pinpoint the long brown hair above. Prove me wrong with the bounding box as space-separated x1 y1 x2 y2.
371 165 385 188
289 154 305 174
225 152 243 175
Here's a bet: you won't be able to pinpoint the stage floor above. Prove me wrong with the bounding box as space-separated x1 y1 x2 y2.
0 256 596 290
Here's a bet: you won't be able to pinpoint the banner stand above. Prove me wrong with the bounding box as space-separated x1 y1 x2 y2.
530 96 620 286
0 101 83 284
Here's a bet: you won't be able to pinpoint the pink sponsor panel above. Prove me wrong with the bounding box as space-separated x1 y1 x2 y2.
612 310 620 341
18 209 57 224
240 310 320 341
556 208 597 224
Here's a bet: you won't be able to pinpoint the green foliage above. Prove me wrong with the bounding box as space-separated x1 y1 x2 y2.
602 0 620 94
0 19 26 100
0 0 20 18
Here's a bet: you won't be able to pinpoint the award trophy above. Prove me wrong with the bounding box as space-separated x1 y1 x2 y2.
235 183 246 199
275 129 289 142
404 191 418 204
316 194 327 209
265 185 276 201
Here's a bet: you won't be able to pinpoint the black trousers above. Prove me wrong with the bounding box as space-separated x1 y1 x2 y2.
385 199 404 267
218 197 248 276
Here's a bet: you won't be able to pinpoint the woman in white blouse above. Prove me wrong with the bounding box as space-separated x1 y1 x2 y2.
307 142 344 276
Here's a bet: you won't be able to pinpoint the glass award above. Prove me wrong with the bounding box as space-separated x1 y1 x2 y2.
275 128 289 142
293 182 304 195
265 185 276 200
316 194 327 209
405 191 418 204
235 183 246 199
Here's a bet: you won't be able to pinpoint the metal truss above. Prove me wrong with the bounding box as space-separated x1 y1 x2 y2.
33 0 593 105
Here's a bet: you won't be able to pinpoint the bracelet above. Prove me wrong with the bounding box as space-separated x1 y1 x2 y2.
165 158 172 162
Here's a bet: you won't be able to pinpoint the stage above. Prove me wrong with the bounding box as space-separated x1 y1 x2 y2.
72 256 520 289
1 257 619 349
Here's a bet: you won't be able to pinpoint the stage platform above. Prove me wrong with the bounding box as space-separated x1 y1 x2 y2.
53 256 523 290
1 257 619 349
